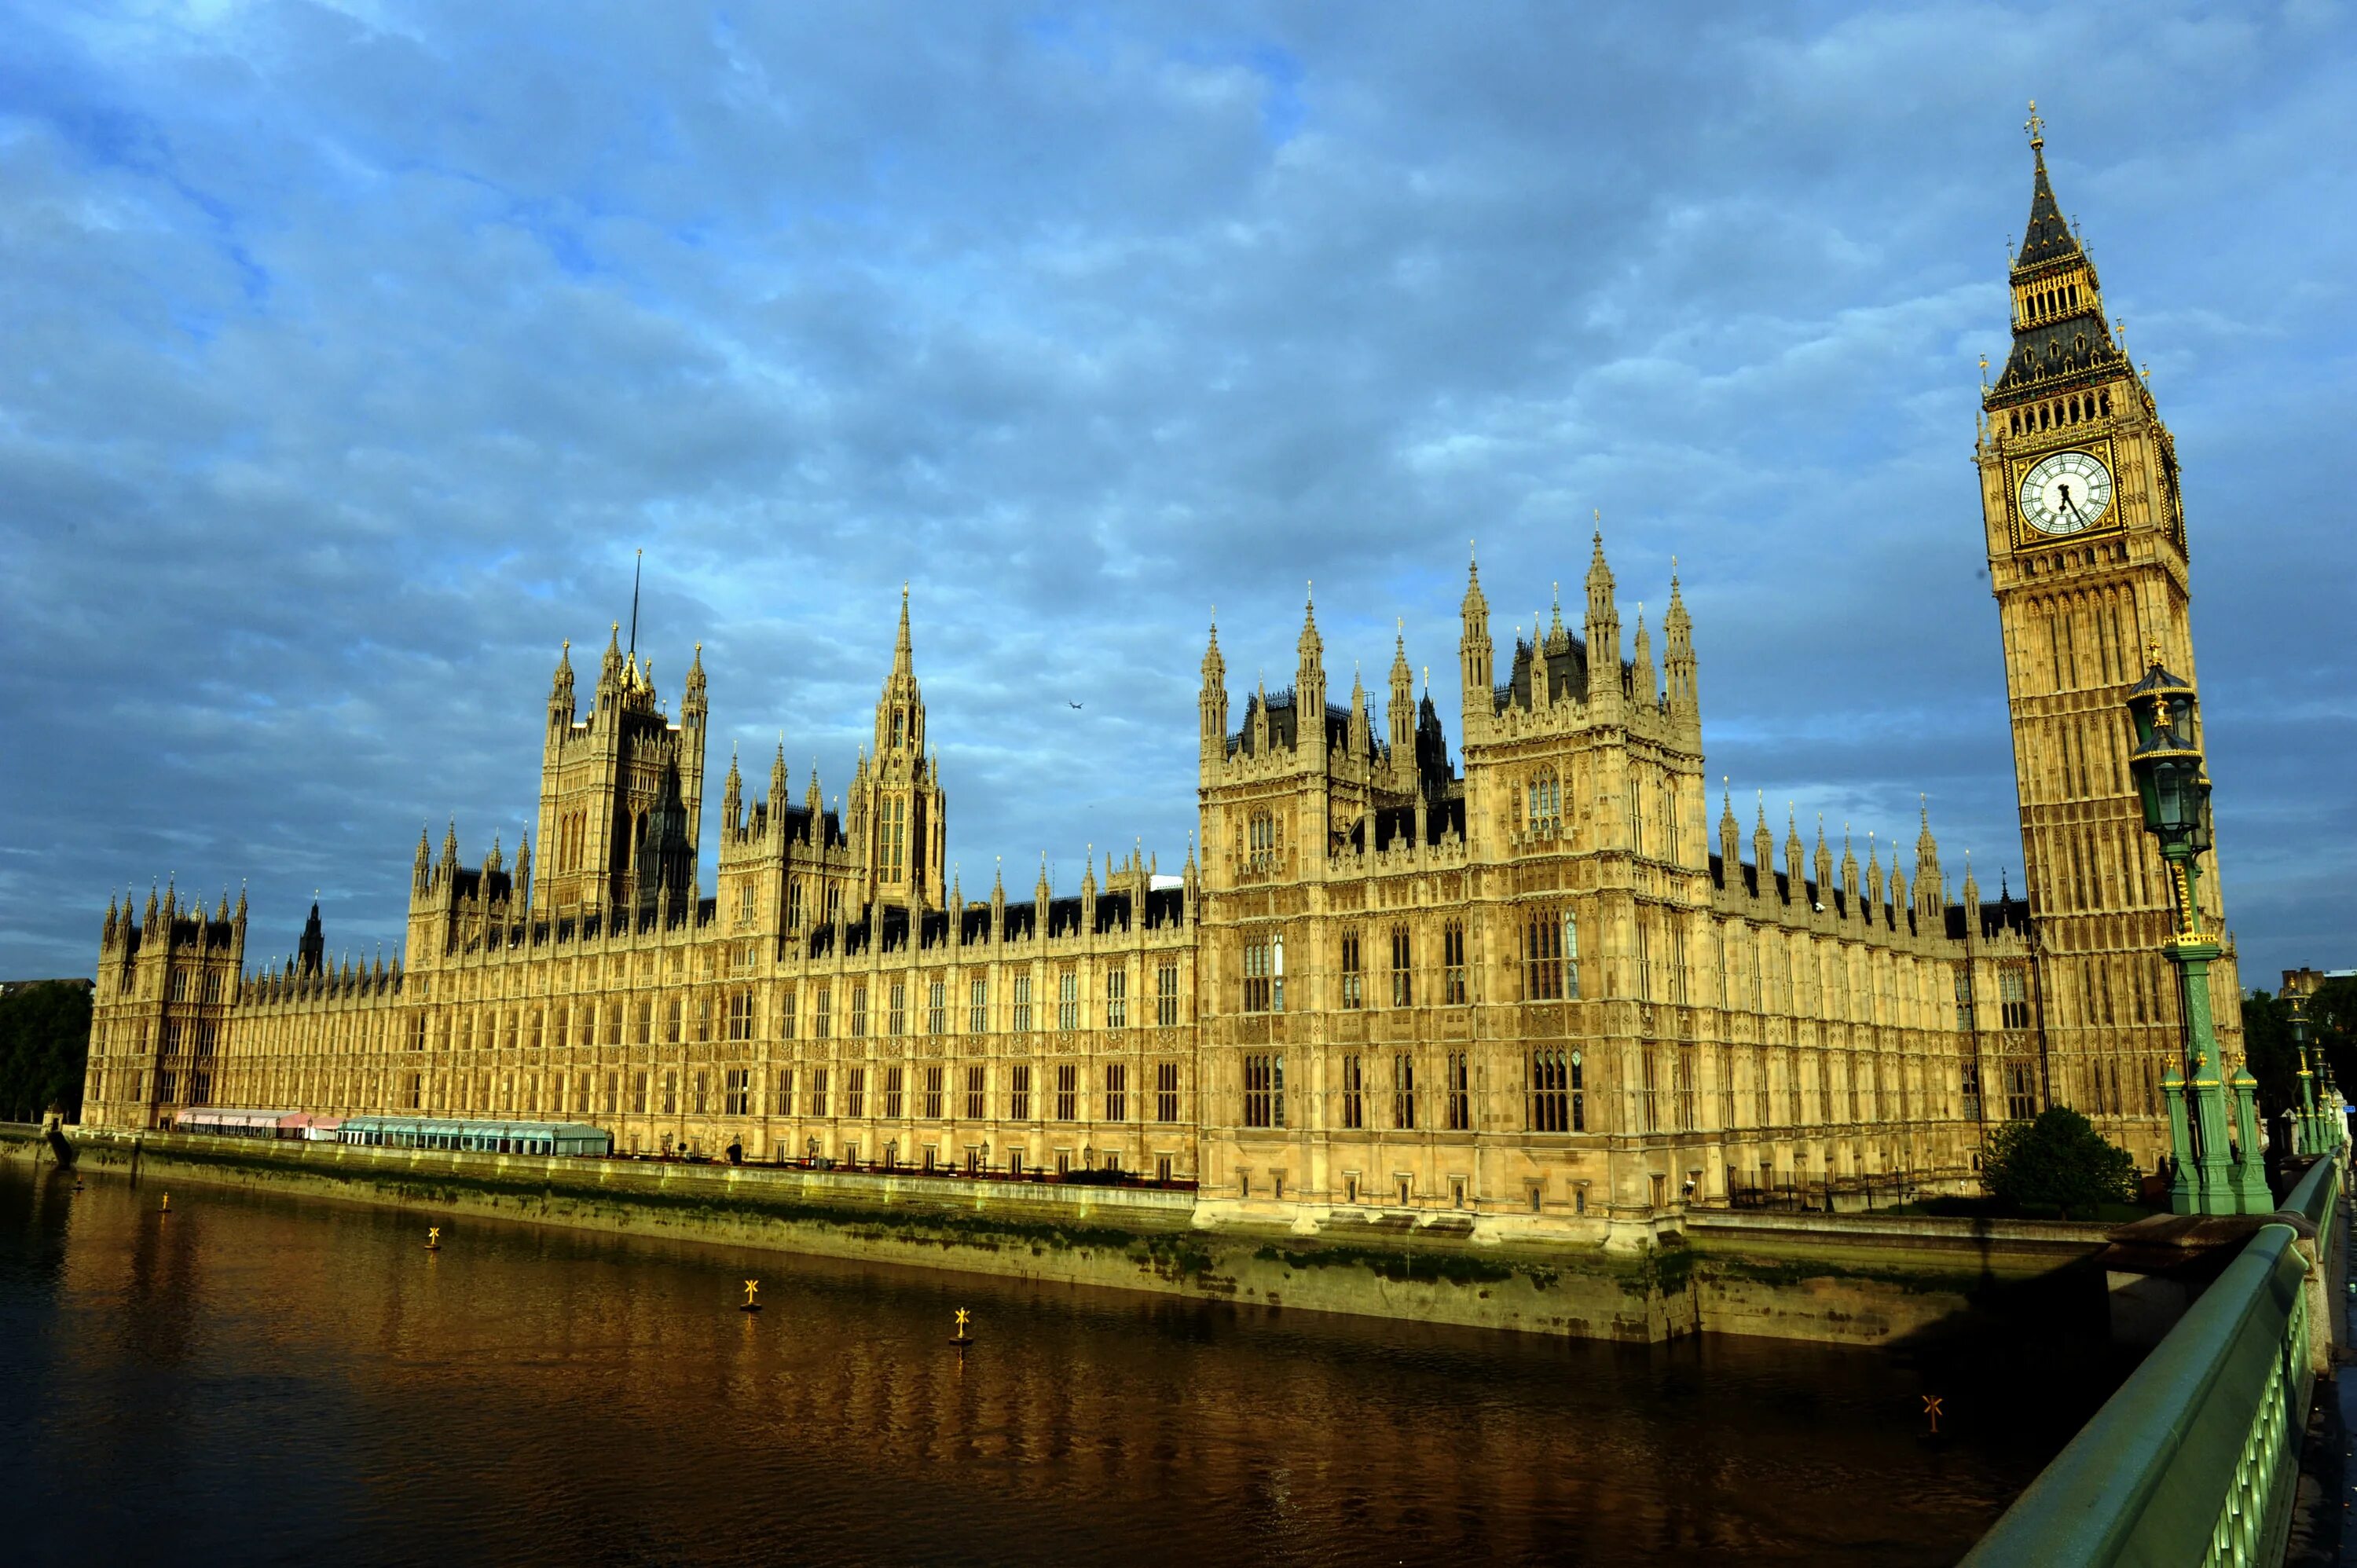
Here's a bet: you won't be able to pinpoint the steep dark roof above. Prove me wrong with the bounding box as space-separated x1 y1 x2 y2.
2017 148 2080 268
1230 688 1355 756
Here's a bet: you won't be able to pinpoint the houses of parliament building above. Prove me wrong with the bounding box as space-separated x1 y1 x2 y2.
75 122 2242 1247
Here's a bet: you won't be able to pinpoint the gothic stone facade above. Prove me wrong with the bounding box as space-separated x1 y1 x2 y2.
80 130 2227 1244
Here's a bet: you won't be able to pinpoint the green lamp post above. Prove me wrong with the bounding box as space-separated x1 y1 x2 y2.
2127 652 2271 1214
2288 985 2319 1156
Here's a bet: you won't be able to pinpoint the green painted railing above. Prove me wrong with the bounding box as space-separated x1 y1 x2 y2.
2283 1151 2339 1230
1963 1157 2343 1568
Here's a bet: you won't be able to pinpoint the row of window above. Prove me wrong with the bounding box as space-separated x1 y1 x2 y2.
1241 1050 1585 1134
776 1060 1185 1124
1242 917 1539 1014
354 1059 1190 1126
786 965 1183 1039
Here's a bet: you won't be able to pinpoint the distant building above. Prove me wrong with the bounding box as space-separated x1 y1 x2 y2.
79 124 2235 1245
2 978 95 999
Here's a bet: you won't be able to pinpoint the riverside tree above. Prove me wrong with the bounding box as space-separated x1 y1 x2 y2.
1981 1106 2137 1219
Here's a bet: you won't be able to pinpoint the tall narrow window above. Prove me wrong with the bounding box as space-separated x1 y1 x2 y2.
1527 767 1563 837
779 987 797 1039
1530 1049 1569 1132
1446 1051 1471 1130
1242 1053 1285 1128
965 1064 985 1120
808 1067 830 1118
814 986 832 1040
1248 811 1277 872
1524 907 1563 999
882 1066 902 1120
1054 1063 1078 1122
1155 1061 1179 1123
969 977 988 1034
1340 929 1362 1010
1105 968 1127 1028
851 984 868 1039
1390 925 1413 1007
1157 962 1181 1027
888 982 906 1037
1243 938 1273 1013
1392 1053 1417 1130
1443 921 1466 1005
1341 1053 1365 1130
1057 968 1080 1031
1105 1062 1127 1123
922 1064 944 1119
1012 974 1033 1032
927 979 946 1035
1010 1064 1032 1122
845 1065 867 1119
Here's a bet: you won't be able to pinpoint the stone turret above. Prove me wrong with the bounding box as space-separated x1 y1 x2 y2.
1200 617 1227 764
1296 586 1325 764
1629 608 1655 711
1387 624 1414 769
1460 546 1494 735
1915 802 1944 919
1584 530 1621 716
1663 570 1697 722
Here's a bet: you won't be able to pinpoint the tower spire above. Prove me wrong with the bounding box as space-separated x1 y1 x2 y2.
628 548 642 656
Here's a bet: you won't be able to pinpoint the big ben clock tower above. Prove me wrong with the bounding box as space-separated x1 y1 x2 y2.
1978 105 2240 1164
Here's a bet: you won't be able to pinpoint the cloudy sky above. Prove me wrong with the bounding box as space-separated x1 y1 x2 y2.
2 2 2351 991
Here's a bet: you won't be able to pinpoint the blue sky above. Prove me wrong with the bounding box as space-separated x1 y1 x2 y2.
2 2 2351 991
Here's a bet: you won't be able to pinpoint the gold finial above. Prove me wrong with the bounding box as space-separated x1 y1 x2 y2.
1978 353 1989 388
2146 639 2163 668
2025 100 2044 148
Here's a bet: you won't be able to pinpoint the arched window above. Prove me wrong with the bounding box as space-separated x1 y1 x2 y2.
1248 811 1277 872
1527 767 1562 838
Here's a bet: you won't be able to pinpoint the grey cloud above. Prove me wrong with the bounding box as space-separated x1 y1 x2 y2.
1 1 2349 988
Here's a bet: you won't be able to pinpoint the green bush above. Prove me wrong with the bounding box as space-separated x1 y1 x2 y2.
1981 1106 2137 1219
0 980 93 1123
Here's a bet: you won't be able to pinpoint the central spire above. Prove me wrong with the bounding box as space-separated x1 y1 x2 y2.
2015 100 2080 270
893 581 914 677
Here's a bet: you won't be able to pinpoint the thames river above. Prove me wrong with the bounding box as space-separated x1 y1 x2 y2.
1 1163 2129 1565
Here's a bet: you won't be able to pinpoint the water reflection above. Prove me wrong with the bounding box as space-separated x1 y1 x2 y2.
2 1164 2125 1565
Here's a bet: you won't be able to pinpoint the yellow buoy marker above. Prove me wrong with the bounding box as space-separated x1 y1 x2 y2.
741 1279 762 1313
951 1306 972 1344
426 1226 442 1251
160 1192 170 1214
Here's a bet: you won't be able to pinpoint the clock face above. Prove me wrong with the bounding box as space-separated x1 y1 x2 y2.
2018 449 2114 537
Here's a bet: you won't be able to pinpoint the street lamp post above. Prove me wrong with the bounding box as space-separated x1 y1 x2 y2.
2289 985 2319 1155
2287 982 2347 1157
2126 652 2271 1214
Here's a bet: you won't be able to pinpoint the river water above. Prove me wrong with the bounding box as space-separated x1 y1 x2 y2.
1 1163 2130 1565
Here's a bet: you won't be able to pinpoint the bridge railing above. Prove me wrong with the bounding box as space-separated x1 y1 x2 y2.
1963 1152 2343 1568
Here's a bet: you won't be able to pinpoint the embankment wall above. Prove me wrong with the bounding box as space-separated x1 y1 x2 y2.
2 1125 2110 1346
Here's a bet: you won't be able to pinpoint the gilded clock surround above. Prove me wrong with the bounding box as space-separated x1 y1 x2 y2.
2008 439 2120 547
